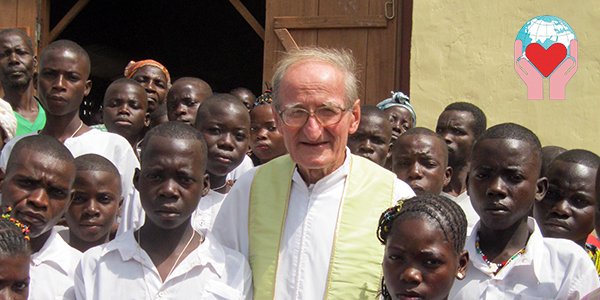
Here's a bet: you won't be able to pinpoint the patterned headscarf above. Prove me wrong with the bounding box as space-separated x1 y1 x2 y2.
376 91 416 125
0 98 17 141
123 59 171 87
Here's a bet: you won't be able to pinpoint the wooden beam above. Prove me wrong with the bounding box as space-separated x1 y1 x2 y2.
48 0 90 43
273 16 387 29
274 29 298 51
228 0 265 41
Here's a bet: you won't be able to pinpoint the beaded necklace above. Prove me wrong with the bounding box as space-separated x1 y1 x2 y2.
475 233 526 274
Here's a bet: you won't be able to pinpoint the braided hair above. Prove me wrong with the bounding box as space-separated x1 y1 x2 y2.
0 210 30 257
377 194 467 299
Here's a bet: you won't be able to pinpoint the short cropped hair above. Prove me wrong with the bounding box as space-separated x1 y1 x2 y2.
75 154 121 176
40 39 91 78
555 149 600 170
0 28 34 52
399 127 449 165
195 93 248 127
271 47 358 108
7 135 74 172
443 102 487 138
141 121 207 168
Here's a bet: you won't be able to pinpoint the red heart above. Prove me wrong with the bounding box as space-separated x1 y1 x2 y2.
525 43 567 77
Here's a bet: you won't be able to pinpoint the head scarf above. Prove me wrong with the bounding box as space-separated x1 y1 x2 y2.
376 91 416 125
123 59 171 87
254 90 273 107
0 98 17 141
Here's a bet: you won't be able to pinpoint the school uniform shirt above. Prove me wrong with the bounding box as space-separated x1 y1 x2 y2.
212 148 415 300
75 230 252 300
226 154 254 182
441 191 479 237
449 217 600 299
30 227 82 300
192 189 227 232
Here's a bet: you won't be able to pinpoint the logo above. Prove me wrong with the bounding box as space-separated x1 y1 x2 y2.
514 16 577 100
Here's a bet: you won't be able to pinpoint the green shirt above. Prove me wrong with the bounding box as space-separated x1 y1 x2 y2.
14 101 46 136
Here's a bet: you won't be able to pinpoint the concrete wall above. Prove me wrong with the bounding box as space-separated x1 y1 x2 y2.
411 1 600 151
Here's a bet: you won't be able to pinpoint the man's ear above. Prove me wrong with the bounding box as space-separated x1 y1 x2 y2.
348 99 361 134
144 112 151 127
456 250 469 280
201 173 210 197
443 166 453 188
84 79 92 97
535 176 548 202
133 168 141 191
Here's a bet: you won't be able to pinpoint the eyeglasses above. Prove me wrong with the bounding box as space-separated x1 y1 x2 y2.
278 105 350 128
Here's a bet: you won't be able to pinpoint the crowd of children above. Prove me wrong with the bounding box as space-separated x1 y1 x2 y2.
1 27 600 299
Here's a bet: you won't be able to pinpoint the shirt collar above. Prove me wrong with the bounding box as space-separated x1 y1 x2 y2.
291 148 352 188
31 227 80 275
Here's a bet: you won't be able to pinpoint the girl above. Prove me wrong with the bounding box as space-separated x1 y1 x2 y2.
249 90 287 165
0 208 31 300
377 194 468 300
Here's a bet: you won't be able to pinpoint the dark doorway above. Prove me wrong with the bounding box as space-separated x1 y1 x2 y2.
50 0 265 124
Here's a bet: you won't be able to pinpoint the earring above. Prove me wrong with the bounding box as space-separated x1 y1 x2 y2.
456 272 465 280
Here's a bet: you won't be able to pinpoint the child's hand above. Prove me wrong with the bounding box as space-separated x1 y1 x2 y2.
514 40 543 100
549 39 578 100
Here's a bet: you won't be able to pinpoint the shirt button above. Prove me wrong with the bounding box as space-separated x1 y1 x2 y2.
157 292 164 297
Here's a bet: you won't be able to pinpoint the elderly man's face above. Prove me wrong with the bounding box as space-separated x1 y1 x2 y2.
275 60 360 182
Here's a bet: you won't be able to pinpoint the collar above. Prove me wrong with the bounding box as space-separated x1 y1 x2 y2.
291 148 352 189
467 217 543 281
31 227 80 275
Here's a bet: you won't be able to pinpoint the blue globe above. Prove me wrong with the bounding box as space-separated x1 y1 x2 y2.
516 15 576 57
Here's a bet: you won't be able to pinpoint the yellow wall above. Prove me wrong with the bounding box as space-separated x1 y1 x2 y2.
411 1 600 152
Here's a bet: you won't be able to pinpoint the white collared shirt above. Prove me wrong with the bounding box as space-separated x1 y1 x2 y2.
192 189 227 232
212 149 415 300
30 227 81 300
75 230 252 300
440 191 479 236
450 217 600 299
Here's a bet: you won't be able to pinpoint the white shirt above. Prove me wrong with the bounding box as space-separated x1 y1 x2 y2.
212 150 415 300
192 189 227 232
441 191 479 236
75 230 252 300
450 217 600 299
227 155 254 182
30 227 82 300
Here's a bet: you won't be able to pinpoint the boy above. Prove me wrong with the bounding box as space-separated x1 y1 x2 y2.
450 123 599 299
391 127 451 195
193 94 250 230
75 122 252 299
64 154 122 252
541 145 566 177
102 78 149 154
230 87 256 110
2 135 80 299
0 40 140 234
347 105 392 167
166 77 212 125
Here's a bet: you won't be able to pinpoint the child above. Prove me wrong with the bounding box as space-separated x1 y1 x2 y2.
230 87 256 110
166 77 212 125
64 154 123 252
450 123 599 299
75 122 252 299
193 94 251 231
391 127 451 195
0 40 140 235
0 211 31 300
102 78 149 155
377 194 468 300
541 145 566 177
533 149 600 274
376 91 416 143
249 90 287 165
348 105 392 167
2 135 80 299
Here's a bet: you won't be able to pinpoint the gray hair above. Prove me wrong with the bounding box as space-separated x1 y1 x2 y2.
271 47 359 109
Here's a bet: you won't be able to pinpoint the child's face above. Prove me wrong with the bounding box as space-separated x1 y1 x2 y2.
103 83 149 140
384 106 413 142
534 160 596 244
435 110 476 168
65 170 121 244
134 136 209 229
468 139 546 231
393 134 450 195
166 83 208 125
383 217 467 300
2 150 75 238
36 48 91 117
348 113 392 166
250 105 286 163
197 104 250 177
131 66 168 113
0 254 30 300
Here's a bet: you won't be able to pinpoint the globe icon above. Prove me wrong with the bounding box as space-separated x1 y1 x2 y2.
516 15 576 60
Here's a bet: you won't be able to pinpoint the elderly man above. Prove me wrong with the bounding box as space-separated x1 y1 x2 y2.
213 48 414 299
0 28 46 135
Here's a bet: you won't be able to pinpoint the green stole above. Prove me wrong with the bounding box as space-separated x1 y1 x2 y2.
249 154 395 299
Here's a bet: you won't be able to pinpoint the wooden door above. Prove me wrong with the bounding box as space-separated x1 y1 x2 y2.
262 0 412 105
